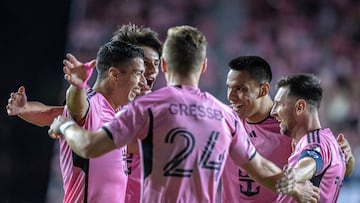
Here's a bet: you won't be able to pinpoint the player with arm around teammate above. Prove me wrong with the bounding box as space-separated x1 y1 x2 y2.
223 56 355 203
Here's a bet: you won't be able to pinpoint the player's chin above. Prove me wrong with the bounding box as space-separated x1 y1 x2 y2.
130 90 141 100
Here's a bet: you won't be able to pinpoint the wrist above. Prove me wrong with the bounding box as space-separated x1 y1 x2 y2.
59 120 76 134
77 62 93 89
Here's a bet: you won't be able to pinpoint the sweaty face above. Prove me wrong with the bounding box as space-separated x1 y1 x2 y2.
270 87 296 137
117 57 145 103
140 46 160 94
226 69 263 121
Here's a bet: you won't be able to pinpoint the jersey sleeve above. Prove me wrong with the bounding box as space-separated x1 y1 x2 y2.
229 119 257 165
103 103 147 148
300 142 329 176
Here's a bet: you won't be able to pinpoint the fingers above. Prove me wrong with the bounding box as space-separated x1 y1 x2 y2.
48 115 65 139
18 86 25 94
63 59 75 71
6 104 12 115
66 53 81 65
88 59 97 69
63 53 81 70
312 186 320 201
283 164 289 172
8 92 18 105
336 133 344 142
277 167 297 194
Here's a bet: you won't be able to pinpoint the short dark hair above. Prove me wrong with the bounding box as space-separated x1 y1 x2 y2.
96 40 144 78
228 56 272 85
276 73 322 110
112 23 162 57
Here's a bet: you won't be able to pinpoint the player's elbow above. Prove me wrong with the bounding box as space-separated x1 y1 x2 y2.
76 142 100 159
69 137 97 159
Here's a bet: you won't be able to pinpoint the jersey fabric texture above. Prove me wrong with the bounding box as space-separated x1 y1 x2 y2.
125 153 141 203
222 116 292 203
104 85 257 203
277 128 346 203
59 88 128 203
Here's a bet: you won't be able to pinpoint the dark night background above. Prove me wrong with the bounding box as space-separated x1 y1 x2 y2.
1 0 70 202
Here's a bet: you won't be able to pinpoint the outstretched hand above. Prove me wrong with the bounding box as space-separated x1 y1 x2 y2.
63 53 96 88
48 115 71 139
6 86 27 116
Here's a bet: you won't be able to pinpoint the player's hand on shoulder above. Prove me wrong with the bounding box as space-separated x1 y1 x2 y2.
6 86 27 116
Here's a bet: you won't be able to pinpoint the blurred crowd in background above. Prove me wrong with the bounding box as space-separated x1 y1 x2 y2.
46 0 359 202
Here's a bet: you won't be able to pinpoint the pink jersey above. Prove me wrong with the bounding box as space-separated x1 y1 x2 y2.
59 88 128 203
277 128 346 203
125 153 141 203
104 85 256 203
222 116 292 203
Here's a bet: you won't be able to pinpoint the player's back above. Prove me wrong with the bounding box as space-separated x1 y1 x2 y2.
112 85 254 203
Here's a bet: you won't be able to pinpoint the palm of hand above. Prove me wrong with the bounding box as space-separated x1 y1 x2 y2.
7 90 27 115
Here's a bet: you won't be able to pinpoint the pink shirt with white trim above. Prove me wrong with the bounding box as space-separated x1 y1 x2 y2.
277 128 346 203
222 116 292 203
59 88 128 203
104 85 256 203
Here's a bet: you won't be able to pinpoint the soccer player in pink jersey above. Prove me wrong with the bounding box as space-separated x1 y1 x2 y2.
224 56 355 203
6 24 162 203
62 40 145 202
48 26 320 203
224 56 292 203
271 73 346 203
111 24 162 203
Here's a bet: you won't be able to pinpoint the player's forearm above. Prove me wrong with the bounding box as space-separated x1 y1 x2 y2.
63 124 95 158
254 160 284 192
241 154 284 192
293 158 316 182
66 85 88 123
18 102 63 127
63 124 116 158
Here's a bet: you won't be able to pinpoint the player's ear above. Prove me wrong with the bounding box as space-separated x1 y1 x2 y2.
200 58 207 74
258 82 270 97
108 67 119 80
295 99 306 114
161 57 167 73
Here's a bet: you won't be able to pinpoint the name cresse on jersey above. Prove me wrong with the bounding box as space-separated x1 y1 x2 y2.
168 103 224 121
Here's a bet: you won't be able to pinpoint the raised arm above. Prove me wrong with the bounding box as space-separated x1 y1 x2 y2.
6 86 64 127
63 53 96 124
337 133 355 178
